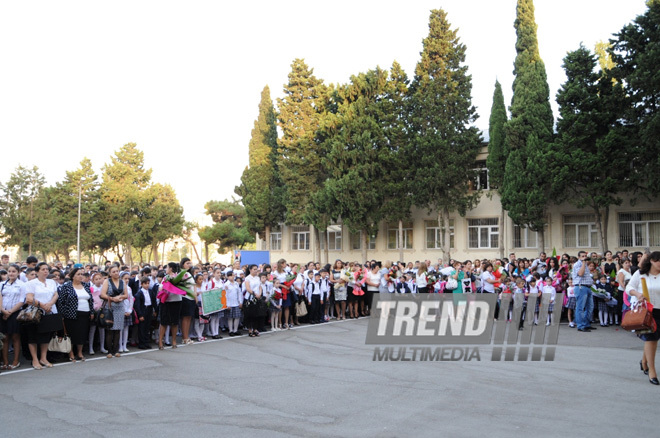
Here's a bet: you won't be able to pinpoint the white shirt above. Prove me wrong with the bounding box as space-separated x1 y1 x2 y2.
141 287 152 307
75 285 91 312
480 271 495 293
225 281 242 308
25 278 59 314
1 279 25 310
244 274 261 299
626 270 660 307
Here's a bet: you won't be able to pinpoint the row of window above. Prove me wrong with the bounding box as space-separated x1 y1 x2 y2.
268 212 660 251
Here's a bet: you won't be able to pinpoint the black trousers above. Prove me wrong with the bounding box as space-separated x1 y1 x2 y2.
138 305 154 347
311 295 322 323
105 330 120 355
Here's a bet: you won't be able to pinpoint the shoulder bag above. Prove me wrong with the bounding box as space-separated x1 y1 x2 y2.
17 305 44 324
97 300 114 328
622 278 657 334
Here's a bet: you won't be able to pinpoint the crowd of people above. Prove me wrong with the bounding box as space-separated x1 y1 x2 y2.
1 250 659 384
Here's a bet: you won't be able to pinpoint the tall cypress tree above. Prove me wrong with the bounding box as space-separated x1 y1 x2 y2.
487 80 508 257
235 85 285 249
380 61 412 263
554 45 627 253
277 59 327 260
409 8 482 261
501 0 554 252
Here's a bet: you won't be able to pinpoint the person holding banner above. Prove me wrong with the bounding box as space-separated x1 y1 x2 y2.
206 268 224 339
626 251 660 385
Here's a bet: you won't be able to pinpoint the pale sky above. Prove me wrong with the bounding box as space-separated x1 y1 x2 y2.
0 0 649 222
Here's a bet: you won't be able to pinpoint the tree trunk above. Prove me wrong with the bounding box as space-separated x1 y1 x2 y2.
594 205 609 254
204 242 209 263
361 229 368 263
499 207 505 259
152 243 160 266
441 207 451 262
162 242 166 266
116 245 124 265
398 219 404 264
311 224 320 262
538 230 545 255
265 225 271 251
323 229 329 266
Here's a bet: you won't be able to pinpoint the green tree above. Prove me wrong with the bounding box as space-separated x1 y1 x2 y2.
322 68 389 262
610 2 660 198
100 143 152 264
0 165 46 255
134 183 185 265
380 61 413 263
199 200 255 255
235 85 285 250
277 59 327 260
554 45 628 253
501 0 555 252
408 9 482 261
487 80 508 258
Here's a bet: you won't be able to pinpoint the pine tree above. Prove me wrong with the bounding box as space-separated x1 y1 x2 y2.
487 80 507 189
487 80 508 258
380 61 413 263
277 59 327 260
610 2 660 198
235 86 285 250
409 8 482 261
100 143 153 264
322 68 389 262
501 0 555 252
554 44 627 253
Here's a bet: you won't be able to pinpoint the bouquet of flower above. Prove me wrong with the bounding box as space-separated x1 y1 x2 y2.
161 270 196 301
352 270 366 296
426 271 438 290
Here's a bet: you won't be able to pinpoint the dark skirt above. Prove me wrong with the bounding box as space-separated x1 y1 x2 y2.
1 312 20 335
180 298 196 317
282 294 292 308
347 286 358 303
25 323 52 344
160 301 182 326
65 311 90 346
639 308 660 342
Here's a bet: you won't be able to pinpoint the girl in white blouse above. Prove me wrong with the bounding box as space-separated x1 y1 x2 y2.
626 251 660 385
24 262 59 369
1 264 24 370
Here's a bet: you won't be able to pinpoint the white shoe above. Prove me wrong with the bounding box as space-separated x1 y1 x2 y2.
100 348 108 354
569 322 575 328
89 349 95 355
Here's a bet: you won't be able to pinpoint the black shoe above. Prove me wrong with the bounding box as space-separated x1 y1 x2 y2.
640 360 649 375
650 377 659 385
586 326 597 330
212 335 223 339
577 328 592 332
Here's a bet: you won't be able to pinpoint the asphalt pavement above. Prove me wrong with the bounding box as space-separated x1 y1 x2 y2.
0 319 657 438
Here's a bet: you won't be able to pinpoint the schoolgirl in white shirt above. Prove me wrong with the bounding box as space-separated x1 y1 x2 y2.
224 271 243 336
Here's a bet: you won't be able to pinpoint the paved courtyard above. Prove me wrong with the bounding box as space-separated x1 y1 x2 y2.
1 319 658 437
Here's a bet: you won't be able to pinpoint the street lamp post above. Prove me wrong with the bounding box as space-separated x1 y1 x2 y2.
77 183 82 265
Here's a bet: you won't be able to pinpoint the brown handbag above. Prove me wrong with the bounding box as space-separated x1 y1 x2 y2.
622 278 657 334
17 305 44 324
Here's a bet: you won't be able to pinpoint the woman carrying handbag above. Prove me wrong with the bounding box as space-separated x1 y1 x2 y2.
99 265 128 358
57 267 95 362
626 251 660 385
24 262 60 370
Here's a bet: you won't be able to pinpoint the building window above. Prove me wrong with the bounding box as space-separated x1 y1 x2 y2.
468 218 499 249
291 226 310 251
270 226 282 251
619 212 660 247
563 214 598 248
425 219 454 249
513 225 546 249
471 160 489 190
350 231 376 250
388 222 413 250
327 225 342 251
